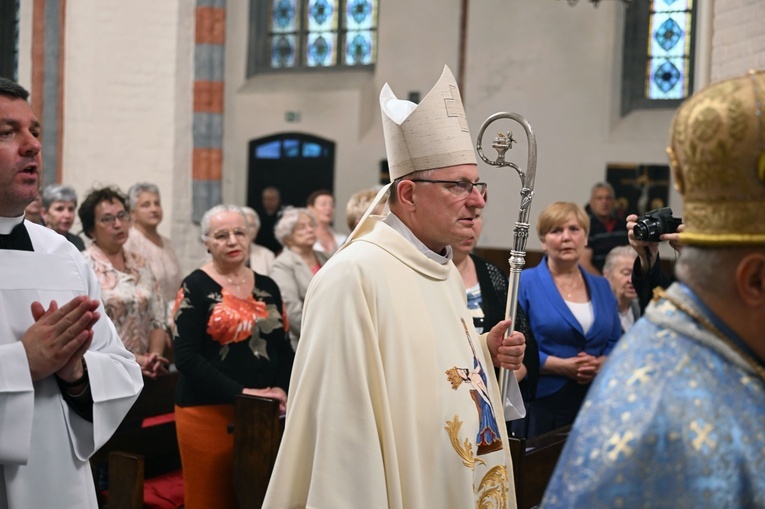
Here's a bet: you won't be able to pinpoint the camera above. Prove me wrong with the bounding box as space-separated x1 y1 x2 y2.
633 207 682 242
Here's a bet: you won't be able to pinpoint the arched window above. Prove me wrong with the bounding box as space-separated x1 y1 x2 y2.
247 133 336 210
621 0 696 116
248 0 378 75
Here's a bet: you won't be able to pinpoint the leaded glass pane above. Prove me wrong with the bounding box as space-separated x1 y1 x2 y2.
261 0 377 71
646 0 692 100
284 139 300 158
647 57 688 99
272 0 297 33
344 30 375 65
346 0 377 30
271 35 297 68
307 0 338 31
654 0 691 12
256 141 282 159
303 141 323 157
306 32 336 67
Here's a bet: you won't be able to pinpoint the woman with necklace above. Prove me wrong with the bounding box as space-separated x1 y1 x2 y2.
124 182 183 317
79 186 169 378
270 207 329 351
173 204 293 509
515 201 621 438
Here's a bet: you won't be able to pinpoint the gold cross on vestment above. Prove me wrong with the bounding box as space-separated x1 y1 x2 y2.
689 421 716 451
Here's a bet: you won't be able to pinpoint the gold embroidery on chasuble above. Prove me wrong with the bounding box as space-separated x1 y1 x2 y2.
443 319 510 509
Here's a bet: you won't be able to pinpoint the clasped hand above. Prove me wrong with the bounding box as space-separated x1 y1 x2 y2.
21 296 100 382
136 352 170 379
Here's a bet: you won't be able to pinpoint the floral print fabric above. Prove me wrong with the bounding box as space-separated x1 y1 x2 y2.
83 244 166 355
172 269 293 406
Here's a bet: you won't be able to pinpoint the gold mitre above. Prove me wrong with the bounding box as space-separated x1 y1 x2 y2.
668 69 765 246
380 65 477 181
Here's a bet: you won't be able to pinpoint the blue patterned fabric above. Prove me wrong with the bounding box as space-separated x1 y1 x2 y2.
542 283 765 508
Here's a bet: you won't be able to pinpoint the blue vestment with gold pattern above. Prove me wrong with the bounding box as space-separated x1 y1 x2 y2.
542 282 765 508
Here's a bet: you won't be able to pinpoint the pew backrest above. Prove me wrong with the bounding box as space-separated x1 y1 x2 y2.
232 394 284 508
508 425 571 509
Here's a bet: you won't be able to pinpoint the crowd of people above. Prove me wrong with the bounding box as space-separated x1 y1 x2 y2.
3 63 762 509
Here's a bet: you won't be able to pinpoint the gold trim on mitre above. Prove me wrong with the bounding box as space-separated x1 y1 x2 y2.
668 69 765 246
380 65 477 181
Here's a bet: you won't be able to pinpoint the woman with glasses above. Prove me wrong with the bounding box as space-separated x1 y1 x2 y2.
270 207 329 351
172 204 293 509
79 186 169 378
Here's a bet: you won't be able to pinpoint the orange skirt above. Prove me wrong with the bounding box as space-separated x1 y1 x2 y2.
175 404 238 509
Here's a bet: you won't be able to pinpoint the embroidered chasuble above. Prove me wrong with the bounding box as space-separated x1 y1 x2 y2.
263 217 520 509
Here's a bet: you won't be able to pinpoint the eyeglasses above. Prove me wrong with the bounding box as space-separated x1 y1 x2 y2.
98 210 131 226
409 179 487 198
210 228 248 242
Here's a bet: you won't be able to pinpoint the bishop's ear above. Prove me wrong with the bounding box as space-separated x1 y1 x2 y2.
736 252 765 307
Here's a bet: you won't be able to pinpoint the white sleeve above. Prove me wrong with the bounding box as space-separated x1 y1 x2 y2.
0 342 35 464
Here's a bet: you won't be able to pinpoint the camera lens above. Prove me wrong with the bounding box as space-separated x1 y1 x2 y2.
633 223 651 241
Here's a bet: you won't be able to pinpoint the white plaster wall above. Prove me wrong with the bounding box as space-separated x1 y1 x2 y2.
61 0 202 272
711 0 765 81
223 0 710 254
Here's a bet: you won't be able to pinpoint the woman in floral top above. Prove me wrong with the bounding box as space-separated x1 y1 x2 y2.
173 204 293 509
79 186 168 378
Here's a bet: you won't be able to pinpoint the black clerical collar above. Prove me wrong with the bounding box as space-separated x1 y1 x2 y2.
0 216 34 251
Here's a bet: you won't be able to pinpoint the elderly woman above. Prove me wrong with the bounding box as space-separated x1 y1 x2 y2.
306 189 346 255
41 184 85 250
124 182 183 310
173 204 293 509
603 245 640 333
270 207 329 351
79 186 168 378
516 202 621 438
452 212 539 403
241 206 276 275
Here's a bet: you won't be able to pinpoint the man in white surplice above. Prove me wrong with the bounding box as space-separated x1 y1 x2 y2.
0 77 143 509
263 66 526 509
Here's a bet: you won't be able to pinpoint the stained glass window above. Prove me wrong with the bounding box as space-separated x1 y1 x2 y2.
251 0 378 74
647 0 693 100
0 0 20 80
621 0 696 115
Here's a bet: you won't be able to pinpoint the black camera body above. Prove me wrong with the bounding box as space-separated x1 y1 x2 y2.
633 207 682 242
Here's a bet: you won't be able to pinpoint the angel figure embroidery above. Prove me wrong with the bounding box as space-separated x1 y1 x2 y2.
445 319 504 455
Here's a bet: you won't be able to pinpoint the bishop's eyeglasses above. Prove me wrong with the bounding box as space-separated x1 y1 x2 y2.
408 179 488 198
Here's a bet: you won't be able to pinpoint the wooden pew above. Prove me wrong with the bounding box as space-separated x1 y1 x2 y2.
508 425 571 509
90 371 183 509
231 394 284 508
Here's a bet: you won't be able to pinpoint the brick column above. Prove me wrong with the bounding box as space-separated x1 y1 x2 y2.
192 0 226 222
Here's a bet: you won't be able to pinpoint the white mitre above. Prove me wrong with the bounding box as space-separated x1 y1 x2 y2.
341 65 477 247
380 65 477 180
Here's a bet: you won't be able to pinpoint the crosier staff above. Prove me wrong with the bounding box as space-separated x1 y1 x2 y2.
476 112 538 405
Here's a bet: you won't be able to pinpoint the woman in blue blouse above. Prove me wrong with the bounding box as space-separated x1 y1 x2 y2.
516 202 621 438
